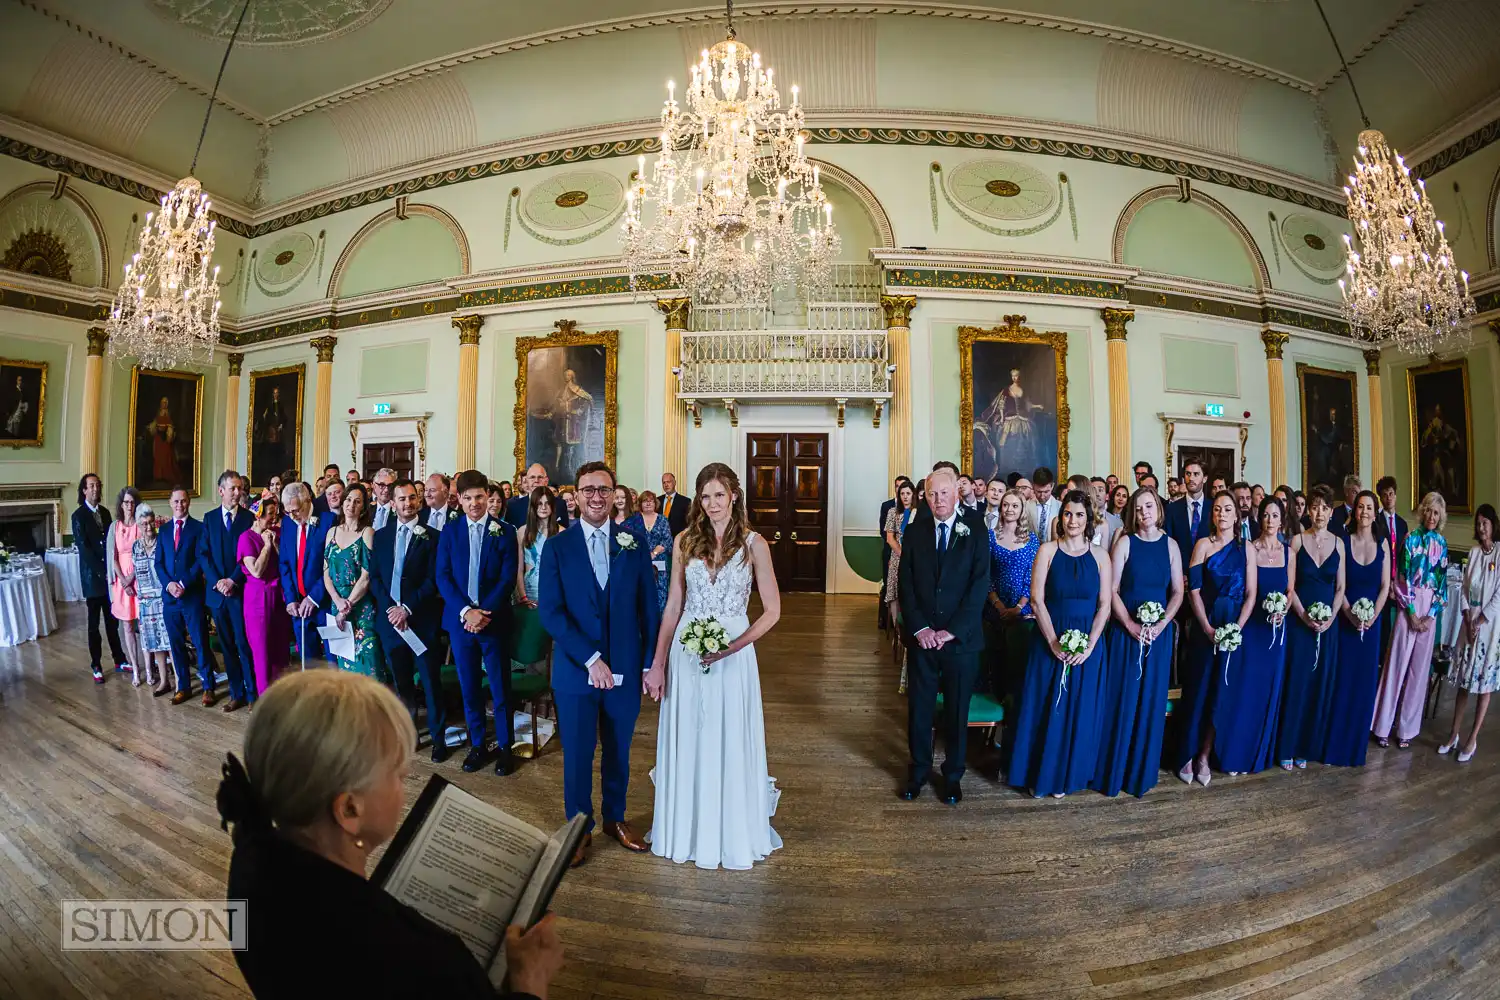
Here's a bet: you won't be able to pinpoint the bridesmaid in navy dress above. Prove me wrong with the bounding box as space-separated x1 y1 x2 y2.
1323 490 1390 766
1280 485 1347 769
1008 490 1113 798
1178 493 1257 786
1094 487 1183 797
1214 496 1288 775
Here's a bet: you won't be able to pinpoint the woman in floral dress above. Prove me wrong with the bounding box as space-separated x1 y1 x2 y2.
131 504 173 696
1372 491 1448 749
626 490 673 613
321 483 387 682
1441 504 1500 762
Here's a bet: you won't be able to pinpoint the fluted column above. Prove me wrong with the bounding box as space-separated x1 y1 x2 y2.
79 327 107 477
310 336 337 472
657 297 690 484
1364 349 1383 483
1101 308 1134 477
223 352 244 472
452 315 483 471
881 294 916 481
1261 329 1290 488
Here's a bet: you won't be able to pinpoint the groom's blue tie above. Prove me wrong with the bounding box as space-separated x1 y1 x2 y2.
938 522 949 554
589 528 608 589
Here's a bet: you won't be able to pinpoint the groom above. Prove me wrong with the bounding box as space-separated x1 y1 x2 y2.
539 461 661 868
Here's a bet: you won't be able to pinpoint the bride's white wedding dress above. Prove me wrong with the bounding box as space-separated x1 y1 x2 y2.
648 533 782 870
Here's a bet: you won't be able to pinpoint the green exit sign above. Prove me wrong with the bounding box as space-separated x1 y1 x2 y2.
372 402 392 415
1204 402 1225 418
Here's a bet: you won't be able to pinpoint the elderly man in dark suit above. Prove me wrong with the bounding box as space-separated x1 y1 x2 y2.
72 473 128 682
369 479 449 761
898 467 992 806
200 469 258 712
658 472 689 535
155 487 220 705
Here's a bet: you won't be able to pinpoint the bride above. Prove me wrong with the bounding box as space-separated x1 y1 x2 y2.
644 462 783 870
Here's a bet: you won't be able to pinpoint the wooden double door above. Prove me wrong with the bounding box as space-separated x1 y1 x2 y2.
361 442 415 481
745 432 829 592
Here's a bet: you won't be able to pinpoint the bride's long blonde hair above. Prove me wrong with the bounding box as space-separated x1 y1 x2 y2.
680 462 752 571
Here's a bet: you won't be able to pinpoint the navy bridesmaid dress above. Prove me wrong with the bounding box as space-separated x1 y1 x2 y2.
1008 549 1105 797
1176 542 1246 772
1279 543 1342 765
1323 544 1385 766
1213 543 1287 773
1093 535 1174 797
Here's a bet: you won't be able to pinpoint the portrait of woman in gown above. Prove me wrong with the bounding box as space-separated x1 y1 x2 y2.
147 396 181 486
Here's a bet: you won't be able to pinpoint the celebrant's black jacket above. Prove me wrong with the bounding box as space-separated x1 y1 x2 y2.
897 512 990 655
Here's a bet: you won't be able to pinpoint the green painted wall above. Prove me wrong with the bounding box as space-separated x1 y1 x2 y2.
1123 200 1259 287
1161 335 1240 398
359 341 429 397
337 215 464 298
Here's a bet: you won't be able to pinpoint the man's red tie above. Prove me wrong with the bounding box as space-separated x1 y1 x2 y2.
296 523 308 598
174 520 182 548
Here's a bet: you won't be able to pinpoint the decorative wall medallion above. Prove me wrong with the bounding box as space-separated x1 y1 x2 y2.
256 231 315 286
947 158 1057 221
0 193 100 286
522 171 623 231
150 0 393 45
1278 212 1345 284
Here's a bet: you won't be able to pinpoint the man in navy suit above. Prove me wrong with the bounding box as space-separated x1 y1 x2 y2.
1329 474 1361 537
1165 460 1212 575
1375 475 1409 659
539 461 660 867
71 473 127 682
437 469 520 776
278 481 335 660
199 470 258 711
506 462 570 529
155 488 220 705
369 479 449 762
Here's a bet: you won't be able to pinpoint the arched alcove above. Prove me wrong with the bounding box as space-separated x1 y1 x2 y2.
0 182 109 287
807 159 895 258
1114 186 1270 289
326 203 470 298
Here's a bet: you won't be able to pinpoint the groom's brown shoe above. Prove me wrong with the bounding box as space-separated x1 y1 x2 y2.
603 820 649 853
570 833 592 868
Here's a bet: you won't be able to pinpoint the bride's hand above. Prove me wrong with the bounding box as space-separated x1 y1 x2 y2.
643 665 665 702
699 645 735 667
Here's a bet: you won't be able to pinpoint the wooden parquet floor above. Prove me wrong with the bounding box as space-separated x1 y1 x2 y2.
1 596 1497 1000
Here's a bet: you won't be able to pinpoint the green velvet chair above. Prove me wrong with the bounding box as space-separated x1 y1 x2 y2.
934 691 1006 748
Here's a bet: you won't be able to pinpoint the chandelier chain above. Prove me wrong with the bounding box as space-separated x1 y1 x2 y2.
1312 0 1369 129
190 0 253 175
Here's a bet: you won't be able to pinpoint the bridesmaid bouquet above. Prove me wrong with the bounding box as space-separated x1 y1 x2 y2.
1352 598 1377 640
1134 601 1166 678
1262 591 1289 647
1308 602 1334 665
1214 622 1243 684
681 617 731 674
1055 629 1090 707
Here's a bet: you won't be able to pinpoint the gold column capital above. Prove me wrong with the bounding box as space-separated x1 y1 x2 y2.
1260 328 1289 360
655 297 691 331
310 335 338 364
1362 349 1382 375
1488 318 1500 346
226 352 244 377
452 314 484 345
86 327 109 356
880 293 916 328
1101 308 1134 341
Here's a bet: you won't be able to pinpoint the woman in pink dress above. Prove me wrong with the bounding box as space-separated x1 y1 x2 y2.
238 492 291 695
105 487 145 684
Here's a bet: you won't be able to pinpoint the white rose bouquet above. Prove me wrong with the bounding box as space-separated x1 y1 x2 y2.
681 617 731 674
1054 629 1090 707
1214 622 1243 684
1134 601 1166 678
1262 591 1289 647
1351 598 1377 641
1307 601 1334 665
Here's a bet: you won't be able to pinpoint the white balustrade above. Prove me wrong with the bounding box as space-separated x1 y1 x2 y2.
678 330 891 397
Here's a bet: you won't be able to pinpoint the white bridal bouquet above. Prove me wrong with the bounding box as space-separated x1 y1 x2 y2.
1308 601 1334 665
1134 601 1166 678
1262 591 1289 647
1352 598 1377 640
680 617 731 674
1214 622 1243 684
1055 628 1090 706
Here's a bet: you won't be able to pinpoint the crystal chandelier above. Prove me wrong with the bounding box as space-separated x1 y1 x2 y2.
1315 0 1474 355
621 0 839 306
108 0 252 370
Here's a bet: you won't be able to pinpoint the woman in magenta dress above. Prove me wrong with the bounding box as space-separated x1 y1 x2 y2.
238 492 290 694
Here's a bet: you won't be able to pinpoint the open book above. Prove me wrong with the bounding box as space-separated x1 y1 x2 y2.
371 775 588 989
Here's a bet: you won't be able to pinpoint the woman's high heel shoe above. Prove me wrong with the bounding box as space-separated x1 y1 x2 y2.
1195 762 1212 787
1178 763 1194 785
1458 743 1477 763
1438 736 1460 755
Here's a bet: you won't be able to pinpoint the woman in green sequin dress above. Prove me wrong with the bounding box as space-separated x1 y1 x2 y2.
322 482 387 682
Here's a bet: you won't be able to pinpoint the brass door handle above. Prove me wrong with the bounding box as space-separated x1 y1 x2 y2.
790 532 798 541
773 530 782 541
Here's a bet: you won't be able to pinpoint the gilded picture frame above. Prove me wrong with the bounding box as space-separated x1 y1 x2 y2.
245 363 306 489
1296 363 1359 492
513 320 618 485
1407 357 1473 514
959 316 1070 481
128 366 205 499
0 357 47 448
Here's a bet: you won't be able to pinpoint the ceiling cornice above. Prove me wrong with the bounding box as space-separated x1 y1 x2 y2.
266 2 1317 125
13 0 266 124
1312 0 1427 94
1405 93 1500 173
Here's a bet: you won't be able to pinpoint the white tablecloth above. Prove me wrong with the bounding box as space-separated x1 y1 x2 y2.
1438 567 1465 652
44 547 83 603
0 566 58 646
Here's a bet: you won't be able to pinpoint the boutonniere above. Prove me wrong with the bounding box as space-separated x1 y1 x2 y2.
411 525 427 539
615 532 638 551
447 509 461 521
954 521 970 537
487 521 501 537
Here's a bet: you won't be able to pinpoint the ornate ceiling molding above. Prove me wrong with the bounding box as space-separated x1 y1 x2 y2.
0 179 111 285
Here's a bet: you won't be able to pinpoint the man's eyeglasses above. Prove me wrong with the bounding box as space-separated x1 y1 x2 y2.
577 486 615 498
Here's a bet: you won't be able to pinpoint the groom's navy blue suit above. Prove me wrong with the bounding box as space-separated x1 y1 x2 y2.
436 513 519 752
539 518 660 832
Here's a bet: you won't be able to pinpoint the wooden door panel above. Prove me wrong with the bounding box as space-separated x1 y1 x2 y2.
746 431 828 592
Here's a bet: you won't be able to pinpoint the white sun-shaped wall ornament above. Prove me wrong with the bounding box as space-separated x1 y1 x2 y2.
1279 212 1346 285
946 158 1058 222
150 0 393 45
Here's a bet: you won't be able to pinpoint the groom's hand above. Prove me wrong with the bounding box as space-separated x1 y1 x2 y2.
588 659 616 689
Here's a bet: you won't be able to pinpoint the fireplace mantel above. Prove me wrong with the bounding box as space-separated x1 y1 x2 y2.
0 482 68 550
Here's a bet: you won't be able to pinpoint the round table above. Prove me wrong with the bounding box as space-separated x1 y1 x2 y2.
0 562 58 646
44 547 83 603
